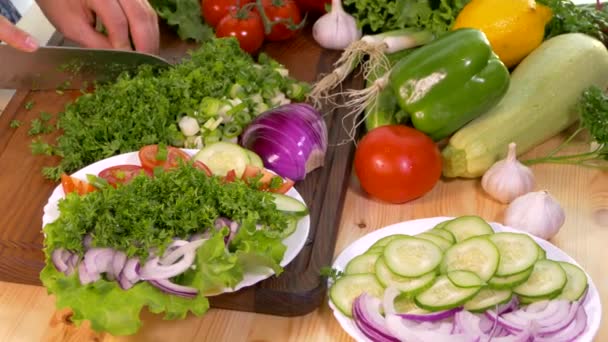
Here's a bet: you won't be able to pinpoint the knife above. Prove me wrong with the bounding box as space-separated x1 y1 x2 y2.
0 44 171 90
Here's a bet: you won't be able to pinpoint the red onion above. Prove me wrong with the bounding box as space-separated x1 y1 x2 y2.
78 261 100 285
241 103 328 181
139 252 195 280
117 273 135 290
352 294 399 342
149 279 198 298
535 305 587 342
399 307 463 322
384 315 473 342
122 258 140 283
83 248 115 274
160 239 207 266
51 248 70 273
111 251 127 278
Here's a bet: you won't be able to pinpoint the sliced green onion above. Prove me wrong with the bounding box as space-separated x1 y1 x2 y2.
230 83 245 98
223 123 242 139
234 111 252 124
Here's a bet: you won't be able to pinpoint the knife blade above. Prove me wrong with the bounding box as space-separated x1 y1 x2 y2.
0 44 171 90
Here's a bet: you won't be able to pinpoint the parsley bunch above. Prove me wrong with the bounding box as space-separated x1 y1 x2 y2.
149 0 214 42
524 85 608 169
539 0 608 44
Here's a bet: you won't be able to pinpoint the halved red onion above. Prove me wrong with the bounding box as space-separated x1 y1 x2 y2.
83 248 115 274
352 294 399 342
122 258 140 283
534 305 587 342
78 261 100 285
160 239 207 266
149 279 198 298
140 252 195 280
384 315 473 342
111 251 127 278
241 103 327 181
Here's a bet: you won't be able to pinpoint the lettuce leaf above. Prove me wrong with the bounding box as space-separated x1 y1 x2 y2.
149 0 214 42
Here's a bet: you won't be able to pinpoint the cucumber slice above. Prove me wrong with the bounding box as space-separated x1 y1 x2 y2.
447 270 483 288
194 142 250 178
345 253 381 275
536 243 547 260
277 216 298 238
441 236 499 282
365 246 385 255
416 233 452 251
375 257 436 295
270 193 308 216
384 237 443 277
513 260 567 298
415 275 481 311
329 274 384 317
443 216 494 242
464 288 512 312
489 232 539 276
557 262 588 301
245 150 264 168
394 295 430 314
427 228 456 244
370 234 408 249
432 219 453 230
519 292 560 305
488 268 533 290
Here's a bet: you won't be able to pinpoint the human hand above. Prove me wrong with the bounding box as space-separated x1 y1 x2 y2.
36 0 159 54
0 15 39 52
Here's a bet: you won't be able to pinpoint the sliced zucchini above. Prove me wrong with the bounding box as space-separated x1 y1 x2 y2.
245 150 264 168
194 141 250 178
345 253 381 275
556 262 588 301
464 288 513 312
416 232 452 251
513 259 567 298
415 275 481 311
270 193 308 216
370 234 408 249
440 236 499 282
329 274 384 317
447 270 484 288
489 232 539 277
375 257 436 295
488 268 533 290
443 215 494 242
384 236 443 277
427 228 456 244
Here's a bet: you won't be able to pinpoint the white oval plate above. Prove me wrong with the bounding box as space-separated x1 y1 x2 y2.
328 217 601 342
42 150 310 295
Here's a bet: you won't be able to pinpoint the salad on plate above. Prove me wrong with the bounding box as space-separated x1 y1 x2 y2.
40 143 309 336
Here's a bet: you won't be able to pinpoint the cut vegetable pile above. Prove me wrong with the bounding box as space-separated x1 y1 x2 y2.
42 144 308 335
328 216 590 341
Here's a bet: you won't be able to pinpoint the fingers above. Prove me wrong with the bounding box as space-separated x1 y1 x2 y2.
87 0 132 50
0 15 38 52
118 0 159 54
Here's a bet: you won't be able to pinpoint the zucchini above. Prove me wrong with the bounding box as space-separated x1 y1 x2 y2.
442 33 608 178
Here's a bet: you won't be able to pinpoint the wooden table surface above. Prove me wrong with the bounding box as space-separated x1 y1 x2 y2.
0 26 607 342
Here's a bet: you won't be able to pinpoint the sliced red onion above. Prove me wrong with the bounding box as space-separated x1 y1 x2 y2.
140 252 195 280
111 251 127 278
384 315 473 342
117 273 135 290
214 217 233 229
399 307 463 322
225 221 240 246
241 103 328 181
484 310 526 333
51 248 69 273
83 248 115 274
506 300 568 322
352 294 399 342
496 296 519 315
159 239 206 266
534 305 587 342
382 287 400 315
149 279 198 298
68 254 80 269
122 258 140 283
78 261 100 285
83 234 93 249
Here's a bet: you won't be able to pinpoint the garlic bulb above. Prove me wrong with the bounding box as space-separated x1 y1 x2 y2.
481 142 535 204
312 0 362 50
504 190 566 240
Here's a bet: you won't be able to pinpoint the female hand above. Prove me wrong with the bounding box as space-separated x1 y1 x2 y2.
36 0 160 54
0 14 39 52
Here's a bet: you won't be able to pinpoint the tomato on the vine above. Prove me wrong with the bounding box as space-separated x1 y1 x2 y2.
353 125 442 204
216 9 265 54
201 0 254 28
261 0 302 41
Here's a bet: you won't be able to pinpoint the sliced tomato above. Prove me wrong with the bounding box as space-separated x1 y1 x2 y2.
241 165 294 193
272 177 294 194
98 164 151 187
60 173 96 195
193 160 213 177
223 169 237 183
138 145 191 172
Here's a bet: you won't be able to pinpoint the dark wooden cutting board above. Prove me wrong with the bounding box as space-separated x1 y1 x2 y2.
0 25 361 316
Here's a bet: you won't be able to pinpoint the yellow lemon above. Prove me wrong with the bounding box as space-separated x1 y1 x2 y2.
452 0 552 68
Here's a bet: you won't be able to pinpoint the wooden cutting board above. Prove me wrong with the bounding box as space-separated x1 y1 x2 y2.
0 24 360 316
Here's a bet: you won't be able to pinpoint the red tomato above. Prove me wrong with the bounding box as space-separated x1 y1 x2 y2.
215 10 265 54
261 0 302 41
193 160 213 176
201 0 254 28
98 165 151 187
61 173 96 195
223 169 238 183
138 145 191 172
354 125 442 204
241 165 294 194
294 0 330 14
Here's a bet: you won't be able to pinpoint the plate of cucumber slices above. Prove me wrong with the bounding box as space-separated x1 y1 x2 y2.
327 216 601 342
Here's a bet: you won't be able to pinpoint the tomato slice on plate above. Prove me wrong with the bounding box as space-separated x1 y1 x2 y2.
98 164 152 187
61 173 96 195
241 165 294 194
193 160 213 177
138 145 191 172
223 169 238 183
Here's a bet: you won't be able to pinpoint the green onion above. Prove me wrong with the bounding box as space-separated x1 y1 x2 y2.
234 111 252 124
223 123 242 138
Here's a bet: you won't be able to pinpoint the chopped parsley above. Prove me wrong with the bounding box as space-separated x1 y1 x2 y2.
24 100 35 110
9 119 22 128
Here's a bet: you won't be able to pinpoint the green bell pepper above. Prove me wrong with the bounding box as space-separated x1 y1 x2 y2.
388 28 510 141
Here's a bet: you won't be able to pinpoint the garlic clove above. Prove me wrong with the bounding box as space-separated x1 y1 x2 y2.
504 190 566 241
312 0 362 50
481 142 536 204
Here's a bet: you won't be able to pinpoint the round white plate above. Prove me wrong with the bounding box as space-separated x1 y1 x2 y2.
42 150 310 295
328 216 601 342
